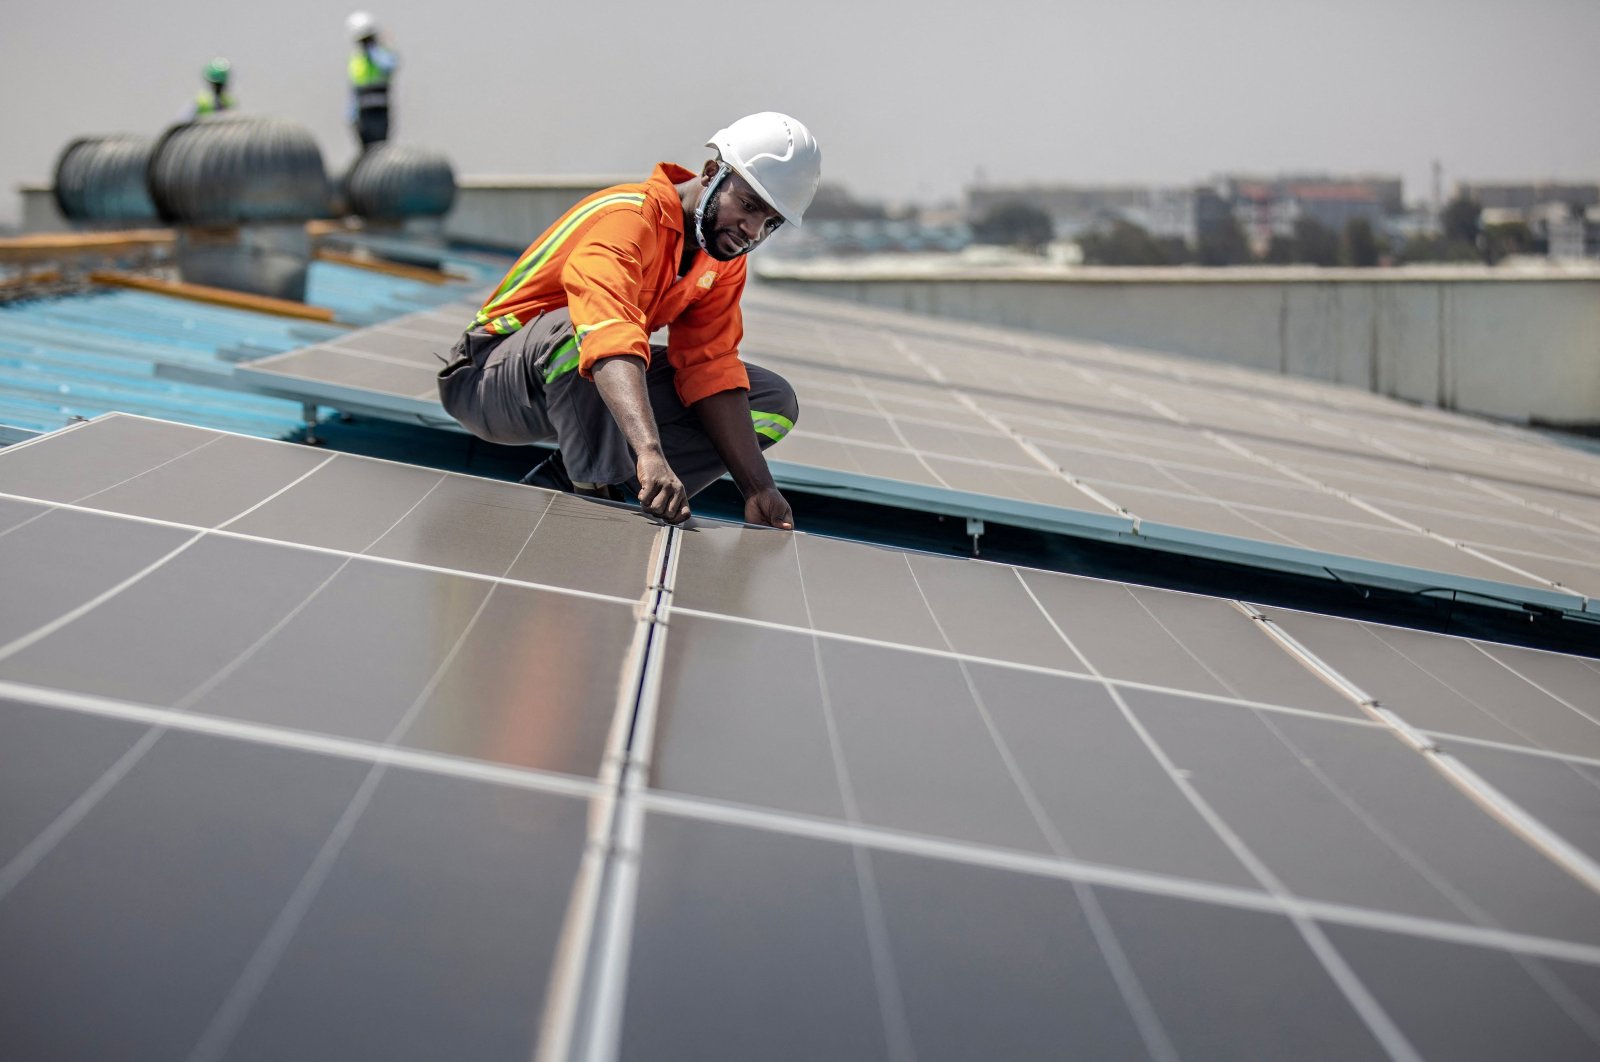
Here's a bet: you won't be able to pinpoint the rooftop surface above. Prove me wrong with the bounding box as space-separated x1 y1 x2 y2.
2 227 1598 1060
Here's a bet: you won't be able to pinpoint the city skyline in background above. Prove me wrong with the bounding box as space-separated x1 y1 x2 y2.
3 0 1598 226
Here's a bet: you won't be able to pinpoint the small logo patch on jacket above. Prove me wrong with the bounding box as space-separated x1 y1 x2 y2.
697 270 718 290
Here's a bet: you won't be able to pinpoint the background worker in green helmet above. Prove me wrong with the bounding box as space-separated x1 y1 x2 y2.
187 58 235 119
345 11 397 151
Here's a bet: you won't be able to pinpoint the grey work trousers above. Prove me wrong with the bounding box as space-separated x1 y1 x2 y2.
436 307 799 496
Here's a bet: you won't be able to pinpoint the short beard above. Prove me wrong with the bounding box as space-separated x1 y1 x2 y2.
698 187 748 262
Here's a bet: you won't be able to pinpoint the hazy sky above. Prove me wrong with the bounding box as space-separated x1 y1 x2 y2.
4 0 1598 224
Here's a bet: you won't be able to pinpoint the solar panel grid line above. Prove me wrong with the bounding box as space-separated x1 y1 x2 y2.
1179 692 1600 1049
666 599 1400 732
0 410 668 590
1007 567 1428 1061
1467 641 1600 735
0 455 450 911
1428 750 1600 894
535 530 667 1062
877 332 1553 597
1168 624 1597 1021
573 525 679 1062
0 489 643 614
896 552 1183 1062
0 677 609 802
1113 479 1587 604
0 527 215 664
634 788 1600 971
1297 425 1600 537
0 442 432 667
1212 433 1543 553
886 333 1133 521
0 707 160 905
183 466 575 1062
670 587 1600 774
1437 731 1600 773
1304 405 1600 498
1245 610 1600 903
319 339 444 369
751 291 1549 447
857 387 958 493
785 530 920 1062
1090 377 1592 601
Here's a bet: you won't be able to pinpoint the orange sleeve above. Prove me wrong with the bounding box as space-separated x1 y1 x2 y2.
665 267 750 406
561 208 657 377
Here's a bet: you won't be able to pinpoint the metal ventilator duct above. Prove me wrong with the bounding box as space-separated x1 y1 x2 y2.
52 135 160 224
343 144 457 220
147 115 332 302
148 115 332 225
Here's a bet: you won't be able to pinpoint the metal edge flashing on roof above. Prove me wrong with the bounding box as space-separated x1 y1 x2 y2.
764 457 1136 538
202 365 459 430
0 424 42 446
1129 519 1594 617
768 458 1595 618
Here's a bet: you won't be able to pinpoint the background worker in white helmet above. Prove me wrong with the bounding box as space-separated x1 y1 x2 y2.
186 58 235 119
437 112 822 529
345 11 396 150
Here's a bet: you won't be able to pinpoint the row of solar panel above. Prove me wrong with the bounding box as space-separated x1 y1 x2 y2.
230 290 1600 615
2 416 1597 1059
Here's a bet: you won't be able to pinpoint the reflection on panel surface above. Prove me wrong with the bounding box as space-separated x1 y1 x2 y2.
5 412 1600 1060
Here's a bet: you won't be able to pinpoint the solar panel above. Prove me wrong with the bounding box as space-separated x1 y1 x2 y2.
233 302 483 428
227 288 1600 618
2 413 1598 1059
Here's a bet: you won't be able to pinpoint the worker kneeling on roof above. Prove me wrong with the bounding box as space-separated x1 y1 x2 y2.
437 112 820 529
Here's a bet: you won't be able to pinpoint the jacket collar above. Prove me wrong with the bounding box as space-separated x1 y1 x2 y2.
649 162 697 234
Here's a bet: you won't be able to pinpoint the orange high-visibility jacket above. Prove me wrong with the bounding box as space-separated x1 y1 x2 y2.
470 163 750 407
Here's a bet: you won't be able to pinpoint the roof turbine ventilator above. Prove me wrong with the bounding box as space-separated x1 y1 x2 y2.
343 144 457 221
52 135 159 224
148 115 332 226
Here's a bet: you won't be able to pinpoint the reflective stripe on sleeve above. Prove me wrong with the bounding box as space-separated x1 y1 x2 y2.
750 409 794 442
574 317 626 344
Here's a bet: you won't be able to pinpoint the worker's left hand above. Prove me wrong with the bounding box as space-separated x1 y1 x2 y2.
744 487 794 531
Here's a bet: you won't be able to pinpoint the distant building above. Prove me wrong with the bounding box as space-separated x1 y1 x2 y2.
773 217 971 258
1459 184 1600 260
966 184 1198 243
1457 181 1600 212
1215 174 1402 253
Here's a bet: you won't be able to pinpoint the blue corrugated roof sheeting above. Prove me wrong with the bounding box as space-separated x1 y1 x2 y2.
304 258 488 327
0 288 338 438
0 256 500 440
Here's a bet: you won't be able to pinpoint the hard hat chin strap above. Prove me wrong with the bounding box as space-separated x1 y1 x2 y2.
693 163 731 253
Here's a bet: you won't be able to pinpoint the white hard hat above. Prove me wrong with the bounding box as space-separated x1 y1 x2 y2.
346 11 378 40
705 112 821 228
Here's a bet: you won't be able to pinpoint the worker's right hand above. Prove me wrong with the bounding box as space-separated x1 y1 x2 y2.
635 450 690 524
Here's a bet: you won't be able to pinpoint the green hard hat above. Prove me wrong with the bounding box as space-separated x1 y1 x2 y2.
203 58 232 84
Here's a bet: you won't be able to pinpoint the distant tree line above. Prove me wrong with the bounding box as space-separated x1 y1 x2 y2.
971 195 1540 266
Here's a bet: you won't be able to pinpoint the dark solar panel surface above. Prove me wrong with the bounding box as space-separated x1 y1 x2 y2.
234 289 1600 616
2 414 1598 1060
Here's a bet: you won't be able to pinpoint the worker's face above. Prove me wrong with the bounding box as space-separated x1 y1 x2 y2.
699 164 784 261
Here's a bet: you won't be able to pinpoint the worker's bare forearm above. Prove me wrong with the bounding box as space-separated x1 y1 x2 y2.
694 387 793 530
590 354 688 522
590 355 663 458
692 387 776 495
